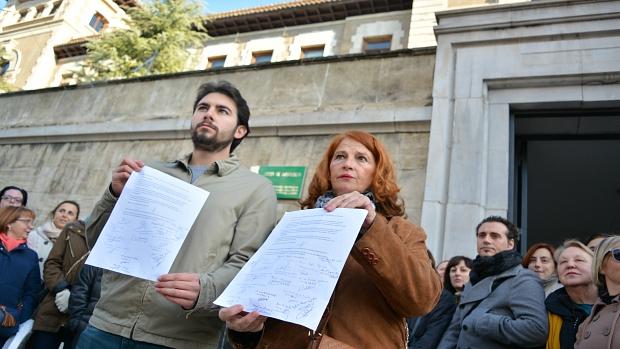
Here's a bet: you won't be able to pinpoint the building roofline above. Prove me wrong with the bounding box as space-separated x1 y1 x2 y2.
203 0 413 36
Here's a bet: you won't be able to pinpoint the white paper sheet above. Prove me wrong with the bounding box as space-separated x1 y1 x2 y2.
214 207 367 330
85 166 209 281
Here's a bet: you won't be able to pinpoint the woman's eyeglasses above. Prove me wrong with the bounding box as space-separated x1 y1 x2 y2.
15 218 34 225
607 248 620 262
1 195 23 204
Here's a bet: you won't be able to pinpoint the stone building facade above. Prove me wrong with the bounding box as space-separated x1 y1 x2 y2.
0 0 134 90
1 0 619 259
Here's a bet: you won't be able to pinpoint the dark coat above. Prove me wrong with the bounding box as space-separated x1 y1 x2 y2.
438 265 548 349
32 221 88 332
68 264 102 337
407 288 457 349
229 215 442 348
545 286 590 349
575 295 620 349
0 242 41 337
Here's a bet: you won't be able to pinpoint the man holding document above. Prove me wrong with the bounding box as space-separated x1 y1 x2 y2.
76 81 277 349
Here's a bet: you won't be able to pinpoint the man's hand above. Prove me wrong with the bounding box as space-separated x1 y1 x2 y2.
155 273 201 310
111 158 144 197
219 304 266 332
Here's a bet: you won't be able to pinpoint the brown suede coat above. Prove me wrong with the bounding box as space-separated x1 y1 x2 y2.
230 214 442 348
32 221 88 332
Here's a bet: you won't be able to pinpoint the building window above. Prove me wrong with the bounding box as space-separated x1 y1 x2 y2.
89 13 107 32
50 1 63 15
362 35 392 53
252 50 273 64
207 56 226 69
0 61 9 76
301 45 325 59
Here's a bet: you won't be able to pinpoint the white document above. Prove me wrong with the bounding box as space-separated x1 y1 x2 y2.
86 166 209 281
214 207 367 331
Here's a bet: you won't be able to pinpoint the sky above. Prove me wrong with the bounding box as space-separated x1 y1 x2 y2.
0 1 290 14
204 1 288 14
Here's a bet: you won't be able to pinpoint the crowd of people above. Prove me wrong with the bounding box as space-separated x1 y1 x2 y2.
1 80 618 349
0 189 102 349
404 229 619 349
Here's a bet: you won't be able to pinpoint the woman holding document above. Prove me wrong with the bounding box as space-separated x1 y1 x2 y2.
219 130 442 348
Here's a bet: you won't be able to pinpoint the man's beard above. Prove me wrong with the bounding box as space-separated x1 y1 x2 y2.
191 127 233 153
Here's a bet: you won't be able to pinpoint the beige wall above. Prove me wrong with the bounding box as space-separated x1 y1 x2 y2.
11 32 51 87
0 51 434 227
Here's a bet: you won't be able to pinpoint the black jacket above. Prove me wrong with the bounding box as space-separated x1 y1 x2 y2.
67 264 102 343
545 287 590 349
407 288 457 349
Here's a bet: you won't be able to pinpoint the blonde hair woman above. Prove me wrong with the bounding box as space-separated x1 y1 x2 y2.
574 236 620 349
545 240 598 349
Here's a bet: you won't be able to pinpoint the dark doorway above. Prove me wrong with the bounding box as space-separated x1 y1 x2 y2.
511 111 620 251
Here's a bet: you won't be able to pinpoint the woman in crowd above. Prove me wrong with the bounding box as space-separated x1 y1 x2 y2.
545 240 598 349
408 256 472 349
444 256 472 303
0 206 40 346
219 130 442 348
575 235 620 349
523 243 562 296
27 200 80 278
27 220 88 349
0 186 28 208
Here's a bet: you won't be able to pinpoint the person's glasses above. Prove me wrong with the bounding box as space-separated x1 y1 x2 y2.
15 218 33 225
1 195 23 204
607 248 620 262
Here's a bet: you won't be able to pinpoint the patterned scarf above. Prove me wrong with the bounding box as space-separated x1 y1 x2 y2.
314 191 376 209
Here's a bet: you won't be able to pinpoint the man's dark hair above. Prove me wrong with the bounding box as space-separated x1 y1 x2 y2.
475 215 519 245
192 80 250 152
0 186 28 206
584 233 612 245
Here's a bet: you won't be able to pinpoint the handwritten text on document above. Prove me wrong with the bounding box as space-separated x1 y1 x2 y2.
214 208 367 330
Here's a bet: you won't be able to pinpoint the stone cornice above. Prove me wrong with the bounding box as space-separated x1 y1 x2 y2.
434 0 620 35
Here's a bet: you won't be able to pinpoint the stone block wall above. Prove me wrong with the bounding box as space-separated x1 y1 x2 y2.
0 50 434 228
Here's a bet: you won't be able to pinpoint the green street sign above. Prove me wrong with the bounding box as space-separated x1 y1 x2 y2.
256 166 306 200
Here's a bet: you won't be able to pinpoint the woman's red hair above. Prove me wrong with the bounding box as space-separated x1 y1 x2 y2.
300 131 405 218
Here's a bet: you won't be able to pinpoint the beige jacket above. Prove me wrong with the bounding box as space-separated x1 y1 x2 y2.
86 154 277 349
575 295 620 349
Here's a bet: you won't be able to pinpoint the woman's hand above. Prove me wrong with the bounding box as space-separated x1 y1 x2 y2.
219 304 266 332
324 191 376 227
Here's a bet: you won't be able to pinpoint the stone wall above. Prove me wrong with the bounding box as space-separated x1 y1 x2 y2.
0 49 434 227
